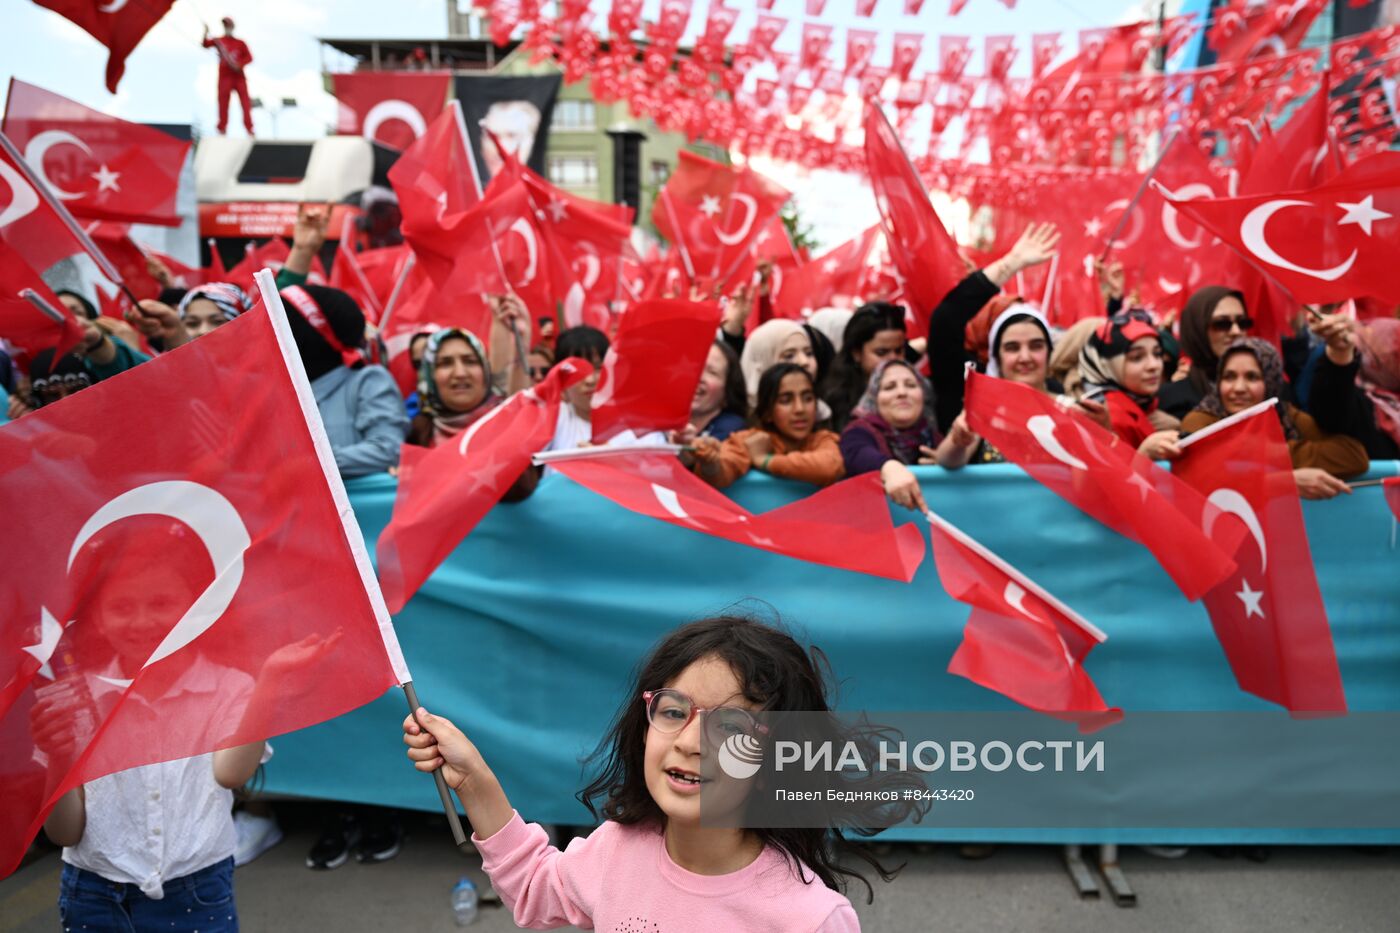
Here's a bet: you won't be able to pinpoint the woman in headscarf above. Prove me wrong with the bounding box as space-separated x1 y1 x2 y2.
1048 316 1106 399
739 319 827 417
820 302 907 432
925 223 1060 434
1181 337 1367 499
840 359 970 511
406 328 500 448
1307 312 1400 461
1157 286 1251 418
1078 308 1181 459
178 283 254 339
806 308 853 354
280 284 407 477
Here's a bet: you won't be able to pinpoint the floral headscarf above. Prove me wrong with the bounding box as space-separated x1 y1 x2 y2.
846 359 941 465
1194 337 1299 441
177 282 253 322
1079 308 1161 410
417 327 499 443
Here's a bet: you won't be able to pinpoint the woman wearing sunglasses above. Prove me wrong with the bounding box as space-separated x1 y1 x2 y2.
403 616 923 931
1158 286 1254 419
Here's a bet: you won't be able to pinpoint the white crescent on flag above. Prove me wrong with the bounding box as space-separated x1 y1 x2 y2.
507 218 539 285
1160 182 1215 250
362 99 429 143
1027 415 1088 471
1239 200 1357 281
65 481 252 671
714 194 757 246
0 157 40 227
1202 487 1268 571
97 0 130 11
24 131 94 201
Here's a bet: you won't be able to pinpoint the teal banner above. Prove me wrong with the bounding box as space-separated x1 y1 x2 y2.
263 464 1400 843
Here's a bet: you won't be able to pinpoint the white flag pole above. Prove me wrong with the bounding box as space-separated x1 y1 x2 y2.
254 269 469 849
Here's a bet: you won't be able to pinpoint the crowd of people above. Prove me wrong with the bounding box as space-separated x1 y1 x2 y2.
6 200 1399 930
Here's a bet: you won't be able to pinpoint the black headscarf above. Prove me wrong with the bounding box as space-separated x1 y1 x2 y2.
280 285 366 381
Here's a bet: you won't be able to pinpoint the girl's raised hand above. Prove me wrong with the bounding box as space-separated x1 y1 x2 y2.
403 708 483 792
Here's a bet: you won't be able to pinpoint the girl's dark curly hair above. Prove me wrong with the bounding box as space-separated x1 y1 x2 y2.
578 615 927 904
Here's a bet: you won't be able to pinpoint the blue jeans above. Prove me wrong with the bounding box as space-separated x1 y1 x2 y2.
58 856 237 932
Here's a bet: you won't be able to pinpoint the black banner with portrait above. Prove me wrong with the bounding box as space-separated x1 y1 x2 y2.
452 74 562 185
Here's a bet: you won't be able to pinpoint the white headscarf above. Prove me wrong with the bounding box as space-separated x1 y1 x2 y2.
986 304 1052 378
807 308 853 353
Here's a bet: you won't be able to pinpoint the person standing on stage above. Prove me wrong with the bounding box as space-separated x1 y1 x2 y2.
203 16 254 136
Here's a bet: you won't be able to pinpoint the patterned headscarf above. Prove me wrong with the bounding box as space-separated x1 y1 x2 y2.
1194 337 1299 441
417 327 499 443
177 282 253 323
846 359 941 465
1078 308 1161 410
1356 318 1400 450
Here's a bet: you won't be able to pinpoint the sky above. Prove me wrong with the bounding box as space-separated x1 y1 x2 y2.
1 0 1155 246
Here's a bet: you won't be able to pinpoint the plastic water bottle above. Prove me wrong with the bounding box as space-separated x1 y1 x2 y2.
451 876 479 926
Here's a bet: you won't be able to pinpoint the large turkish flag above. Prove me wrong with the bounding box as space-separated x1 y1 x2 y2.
0 271 408 879
332 72 451 152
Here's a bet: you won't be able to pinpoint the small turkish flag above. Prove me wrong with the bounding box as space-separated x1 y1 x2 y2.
964 371 1244 601
1174 403 1347 713
376 360 594 613
928 512 1120 728
1158 151 1400 306
774 224 879 318
0 271 408 880
0 131 94 276
32 0 176 92
1385 477 1400 522
331 72 450 152
591 299 722 443
549 453 925 582
3 79 191 227
863 101 963 334
651 150 791 293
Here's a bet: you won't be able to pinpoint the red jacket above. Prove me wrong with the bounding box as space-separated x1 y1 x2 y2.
204 36 252 75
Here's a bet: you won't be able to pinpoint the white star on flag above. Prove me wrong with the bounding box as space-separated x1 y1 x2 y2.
1083 217 1105 238
822 259 839 274
1126 471 1154 503
22 608 72 681
698 195 722 218
90 164 121 193
1236 579 1265 619
546 198 568 223
1337 195 1391 236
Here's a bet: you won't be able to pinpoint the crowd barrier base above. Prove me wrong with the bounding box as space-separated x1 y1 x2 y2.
262 464 1400 844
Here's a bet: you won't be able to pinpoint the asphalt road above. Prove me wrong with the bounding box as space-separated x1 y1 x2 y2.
3 805 1395 932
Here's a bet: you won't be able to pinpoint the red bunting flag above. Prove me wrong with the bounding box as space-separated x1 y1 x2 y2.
863 102 964 332
549 454 925 581
1159 151 1400 306
331 72 451 152
927 511 1120 728
3 80 191 227
963 370 1244 601
0 272 408 880
375 360 593 613
590 299 722 442
651 150 791 293
31 0 176 92
1173 402 1346 713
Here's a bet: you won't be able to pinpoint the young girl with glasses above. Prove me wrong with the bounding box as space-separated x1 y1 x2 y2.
402 616 917 931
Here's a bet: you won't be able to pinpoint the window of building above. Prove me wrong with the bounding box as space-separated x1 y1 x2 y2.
649 160 670 187
553 100 596 131
549 155 599 187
